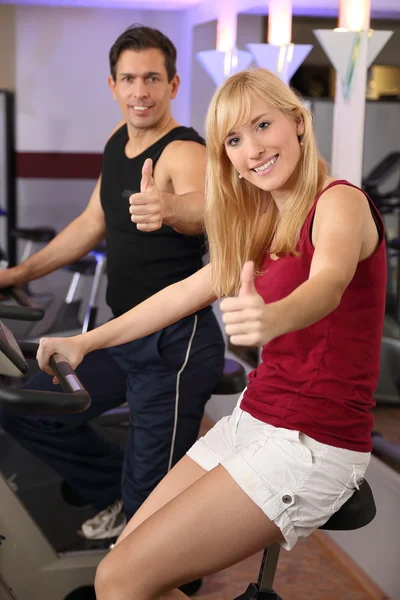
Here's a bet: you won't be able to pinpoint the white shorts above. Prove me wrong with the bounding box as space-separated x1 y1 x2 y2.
187 396 370 551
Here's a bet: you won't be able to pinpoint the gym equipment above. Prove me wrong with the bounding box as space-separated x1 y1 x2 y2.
372 430 400 465
372 336 400 466
361 157 400 466
5 240 107 341
376 336 400 406
362 156 400 461
0 90 17 267
0 287 44 323
15 242 107 344
363 152 400 322
41 243 107 336
10 228 56 264
234 479 376 599
0 295 103 600
362 152 400 214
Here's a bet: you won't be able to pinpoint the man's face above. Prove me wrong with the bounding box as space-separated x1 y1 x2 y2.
109 47 179 130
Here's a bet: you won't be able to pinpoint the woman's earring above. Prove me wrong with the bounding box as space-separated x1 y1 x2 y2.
238 173 243 179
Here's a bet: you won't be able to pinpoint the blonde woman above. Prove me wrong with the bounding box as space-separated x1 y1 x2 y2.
37 68 386 600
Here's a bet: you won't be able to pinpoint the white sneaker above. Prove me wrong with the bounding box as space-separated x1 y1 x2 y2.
79 499 126 540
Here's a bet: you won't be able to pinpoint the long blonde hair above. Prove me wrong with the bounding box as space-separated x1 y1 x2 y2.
205 68 328 297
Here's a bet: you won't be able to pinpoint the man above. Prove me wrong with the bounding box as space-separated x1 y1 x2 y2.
0 25 225 584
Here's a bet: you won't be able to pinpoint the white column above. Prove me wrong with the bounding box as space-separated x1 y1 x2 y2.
331 0 371 186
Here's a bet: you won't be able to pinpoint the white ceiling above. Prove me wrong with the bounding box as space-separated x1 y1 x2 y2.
0 0 202 8
2 0 400 18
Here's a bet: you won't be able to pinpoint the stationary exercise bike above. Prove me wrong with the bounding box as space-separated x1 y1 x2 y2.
0 294 104 600
0 288 251 599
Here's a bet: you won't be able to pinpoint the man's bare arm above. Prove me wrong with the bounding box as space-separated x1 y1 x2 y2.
162 140 206 235
129 141 206 236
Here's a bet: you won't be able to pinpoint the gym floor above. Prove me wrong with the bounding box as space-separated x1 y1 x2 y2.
193 538 373 600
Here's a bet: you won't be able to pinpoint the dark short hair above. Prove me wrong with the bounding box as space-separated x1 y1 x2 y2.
109 24 177 82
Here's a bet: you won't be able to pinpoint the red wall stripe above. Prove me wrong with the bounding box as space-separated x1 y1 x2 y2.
17 152 103 179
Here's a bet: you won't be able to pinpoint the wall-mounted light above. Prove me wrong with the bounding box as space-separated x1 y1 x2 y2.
339 0 371 32
268 0 292 46
216 13 237 52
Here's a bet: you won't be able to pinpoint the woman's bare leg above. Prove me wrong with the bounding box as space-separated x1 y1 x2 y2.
95 463 284 600
116 455 207 544
161 592 187 600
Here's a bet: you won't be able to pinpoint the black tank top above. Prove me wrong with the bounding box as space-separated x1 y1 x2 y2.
100 125 207 316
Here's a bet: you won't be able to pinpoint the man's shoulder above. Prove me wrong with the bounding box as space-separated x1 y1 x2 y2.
104 122 127 152
150 126 206 172
160 126 205 157
168 126 205 146
162 137 206 162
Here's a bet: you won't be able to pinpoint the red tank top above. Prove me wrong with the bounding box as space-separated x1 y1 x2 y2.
241 180 386 452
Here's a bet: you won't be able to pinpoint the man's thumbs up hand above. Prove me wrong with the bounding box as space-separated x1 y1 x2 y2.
129 158 164 232
140 157 156 193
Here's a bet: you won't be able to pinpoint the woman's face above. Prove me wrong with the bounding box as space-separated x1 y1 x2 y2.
224 99 304 195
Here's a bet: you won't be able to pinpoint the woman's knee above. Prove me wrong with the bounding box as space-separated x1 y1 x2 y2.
94 555 113 598
95 550 155 600
95 554 127 599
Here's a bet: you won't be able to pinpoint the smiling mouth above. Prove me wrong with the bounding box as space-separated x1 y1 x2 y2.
252 155 279 173
130 105 153 112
